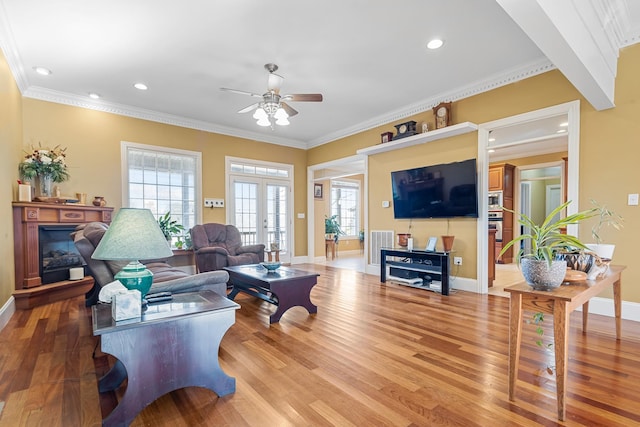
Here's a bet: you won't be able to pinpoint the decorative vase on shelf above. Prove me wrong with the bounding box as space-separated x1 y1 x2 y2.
397 233 411 247
441 235 455 252
37 175 53 197
92 196 106 207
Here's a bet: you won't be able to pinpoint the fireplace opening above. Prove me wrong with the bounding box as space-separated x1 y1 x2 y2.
39 225 86 284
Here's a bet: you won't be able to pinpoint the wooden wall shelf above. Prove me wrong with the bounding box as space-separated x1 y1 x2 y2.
356 122 478 156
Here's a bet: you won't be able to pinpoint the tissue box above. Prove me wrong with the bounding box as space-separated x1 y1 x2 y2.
112 290 142 321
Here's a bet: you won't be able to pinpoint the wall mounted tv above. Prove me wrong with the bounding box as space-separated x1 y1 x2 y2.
391 158 478 219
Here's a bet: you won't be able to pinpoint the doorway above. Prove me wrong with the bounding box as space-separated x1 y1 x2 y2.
307 155 367 270
478 100 581 294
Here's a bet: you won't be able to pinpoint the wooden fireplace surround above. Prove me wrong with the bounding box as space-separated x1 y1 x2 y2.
12 202 113 309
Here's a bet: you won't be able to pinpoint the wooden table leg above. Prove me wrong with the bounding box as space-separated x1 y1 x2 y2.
553 300 570 421
508 292 523 401
582 301 589 333
614 277 622 340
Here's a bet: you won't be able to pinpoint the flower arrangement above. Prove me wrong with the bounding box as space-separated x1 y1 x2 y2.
18 144 70 183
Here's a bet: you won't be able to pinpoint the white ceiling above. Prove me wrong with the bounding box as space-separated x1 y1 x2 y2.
1 0 639 150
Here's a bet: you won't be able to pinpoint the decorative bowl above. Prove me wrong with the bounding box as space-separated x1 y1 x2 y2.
260 261 281 271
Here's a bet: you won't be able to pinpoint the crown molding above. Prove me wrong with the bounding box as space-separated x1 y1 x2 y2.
305 58 555 148
21 87 307 149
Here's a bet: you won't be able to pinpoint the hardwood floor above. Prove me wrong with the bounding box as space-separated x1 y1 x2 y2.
1 264 639 426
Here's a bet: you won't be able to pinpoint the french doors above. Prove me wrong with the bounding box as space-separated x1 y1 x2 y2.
229 176 291 262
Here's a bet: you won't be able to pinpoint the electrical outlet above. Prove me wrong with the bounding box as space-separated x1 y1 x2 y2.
454 256 462 266
204 198 224 208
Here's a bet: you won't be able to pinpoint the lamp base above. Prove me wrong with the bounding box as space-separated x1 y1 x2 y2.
114 261 154 300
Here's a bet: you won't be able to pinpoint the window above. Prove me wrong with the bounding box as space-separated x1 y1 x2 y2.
122 142 201 246
331 179 360 237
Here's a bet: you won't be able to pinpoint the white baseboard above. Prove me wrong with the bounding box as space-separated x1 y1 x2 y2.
0 296 16 333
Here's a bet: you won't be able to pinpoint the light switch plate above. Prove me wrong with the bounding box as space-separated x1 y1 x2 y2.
382 200 390 208
628 193 639 206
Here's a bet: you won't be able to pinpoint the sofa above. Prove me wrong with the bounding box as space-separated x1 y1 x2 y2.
72 222 229 305
190 223 265 272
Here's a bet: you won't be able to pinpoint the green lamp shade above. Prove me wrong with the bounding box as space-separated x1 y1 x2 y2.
92 208 174 299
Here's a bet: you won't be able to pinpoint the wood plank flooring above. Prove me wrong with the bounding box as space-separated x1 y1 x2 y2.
1 263 639 426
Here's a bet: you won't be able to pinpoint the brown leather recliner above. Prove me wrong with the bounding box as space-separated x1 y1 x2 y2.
72 222 229 305
190 223 265 272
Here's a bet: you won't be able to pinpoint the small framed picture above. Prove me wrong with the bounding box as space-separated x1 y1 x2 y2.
314 183 323 199
381 132 393 143
426 237 437 252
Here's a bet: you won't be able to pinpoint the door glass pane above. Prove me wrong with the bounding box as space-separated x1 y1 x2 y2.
234 181 258 245
266 184 288 252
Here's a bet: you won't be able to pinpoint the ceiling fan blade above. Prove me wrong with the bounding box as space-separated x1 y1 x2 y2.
280 102 298 117
267 73 284 93
282 93 323 102
220 87 263 98
237 102 260 114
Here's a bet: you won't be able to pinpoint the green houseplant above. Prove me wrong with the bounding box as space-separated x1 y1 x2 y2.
585 199 623 260
325 215 344 242
499 200 598 290
157 212 185 242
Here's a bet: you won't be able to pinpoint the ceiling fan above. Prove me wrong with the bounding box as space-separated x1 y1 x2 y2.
220 63 323 127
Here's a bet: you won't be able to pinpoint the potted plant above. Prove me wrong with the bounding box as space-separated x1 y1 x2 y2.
585 199 623 260
499 201 597 290
325 215 344 243
157 212 185 243
441 218 455 252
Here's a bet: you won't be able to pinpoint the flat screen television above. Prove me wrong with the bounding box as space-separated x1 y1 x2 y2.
391 158 478 219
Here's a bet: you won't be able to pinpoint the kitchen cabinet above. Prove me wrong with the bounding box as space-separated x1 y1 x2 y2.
489 163 515 263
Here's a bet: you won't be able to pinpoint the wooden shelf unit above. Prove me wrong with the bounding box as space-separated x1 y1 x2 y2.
356 122 478 156
12 202 113 308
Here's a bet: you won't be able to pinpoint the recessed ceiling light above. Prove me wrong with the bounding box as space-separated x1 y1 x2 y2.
427 39 444 50
557 129 567 133
33 66 52 76
488 137 496 142
560 122 569 127
488 149 496 153
134 82 148 90
88 93 100 99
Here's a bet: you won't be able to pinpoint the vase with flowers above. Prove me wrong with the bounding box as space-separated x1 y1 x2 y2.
18 144 69 197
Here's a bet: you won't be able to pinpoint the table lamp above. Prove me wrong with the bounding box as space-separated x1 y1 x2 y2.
92 208 173 300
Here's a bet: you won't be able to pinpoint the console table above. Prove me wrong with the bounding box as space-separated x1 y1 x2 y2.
380 248 450 295
93 290 239 427
505 265 625 421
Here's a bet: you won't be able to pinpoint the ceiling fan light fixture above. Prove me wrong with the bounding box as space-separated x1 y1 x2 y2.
274 107 288 120
256 117 271 127
276 117 290 126
253 107 268 120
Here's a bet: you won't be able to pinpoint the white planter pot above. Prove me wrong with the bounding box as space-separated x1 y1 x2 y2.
585 244 615 260
520 258 567 291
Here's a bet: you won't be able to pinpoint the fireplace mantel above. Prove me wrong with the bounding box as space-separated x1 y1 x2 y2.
12 202 113 309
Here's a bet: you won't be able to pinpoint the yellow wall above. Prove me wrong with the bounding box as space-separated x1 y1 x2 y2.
0 49 22 307
20 99 310 258
309 43 640 303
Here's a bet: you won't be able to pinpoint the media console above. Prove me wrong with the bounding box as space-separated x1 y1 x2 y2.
380 248 450 295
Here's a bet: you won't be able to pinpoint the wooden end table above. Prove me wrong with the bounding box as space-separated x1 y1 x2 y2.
92 290 239 427
505 265 625 421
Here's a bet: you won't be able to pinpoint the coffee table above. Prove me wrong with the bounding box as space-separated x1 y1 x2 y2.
92 290 239 427
225 264 319 323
